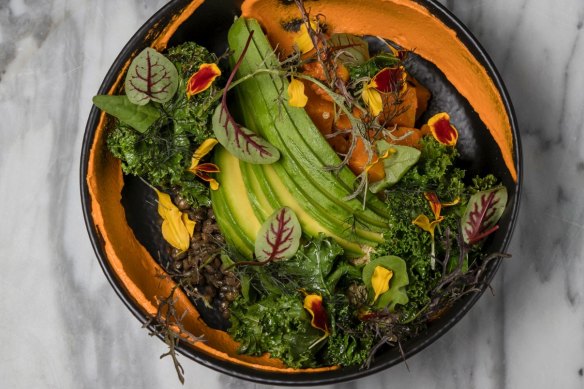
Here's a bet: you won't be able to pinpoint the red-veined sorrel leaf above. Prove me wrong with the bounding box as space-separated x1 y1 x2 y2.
212 104 280 164
212 31 280 164
462 186 508 245
254 207 301 262
125 48 178 105
328 33 369 65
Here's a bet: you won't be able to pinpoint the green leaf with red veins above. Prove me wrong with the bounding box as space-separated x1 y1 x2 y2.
254 207 301 262
212 104 280 164
462 186 508 245
125 48 179 105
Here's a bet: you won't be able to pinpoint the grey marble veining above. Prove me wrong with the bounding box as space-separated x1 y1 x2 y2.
1 0 583 388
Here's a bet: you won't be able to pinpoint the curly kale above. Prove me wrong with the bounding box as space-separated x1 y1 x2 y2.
106 42 220 206
377 137 466 322
322 296 373 366
229 293 323 368
376 137 498 323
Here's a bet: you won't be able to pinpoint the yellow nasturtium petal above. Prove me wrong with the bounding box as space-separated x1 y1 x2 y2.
287 78 308 108
189 138 219 171
294 21 318 54
181 212 196 238
412 214 443 238
362 85 383 116
372 266 393 303
162 208 191 251
156 189 176 219
156 189 194 251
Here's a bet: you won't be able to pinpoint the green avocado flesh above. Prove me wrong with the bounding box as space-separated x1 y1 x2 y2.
212 147 368 257
213 17 391 259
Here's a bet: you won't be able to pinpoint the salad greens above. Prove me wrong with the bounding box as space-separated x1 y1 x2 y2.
106 42 220 206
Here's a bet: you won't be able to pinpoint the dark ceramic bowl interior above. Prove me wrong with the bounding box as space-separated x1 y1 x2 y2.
81 0 521 385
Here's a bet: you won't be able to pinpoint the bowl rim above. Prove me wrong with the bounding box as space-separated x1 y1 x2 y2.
80 0 522 385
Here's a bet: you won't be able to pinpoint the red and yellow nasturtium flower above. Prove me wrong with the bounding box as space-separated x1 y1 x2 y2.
303 294 329 335
426 112 458 146
371 266 393 303
188 138 220 190
156 189 195 252
186 63 221 98
413 192 460 269
287 77 308 108
362 67 407 116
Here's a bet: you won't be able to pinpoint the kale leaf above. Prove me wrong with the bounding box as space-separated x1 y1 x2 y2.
229 293 323 368
266 234 358 297
322 295 374 366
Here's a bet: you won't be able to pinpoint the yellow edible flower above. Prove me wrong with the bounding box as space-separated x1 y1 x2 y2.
188 138 220 190
156 189 195 252
371 266 393 303
287 77 308 108
361 67 407 117
412 214 443 239
294 20 318 54
413 192 460 269
361 84 383 116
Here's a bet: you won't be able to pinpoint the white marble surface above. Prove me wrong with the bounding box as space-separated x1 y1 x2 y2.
1 0 583 387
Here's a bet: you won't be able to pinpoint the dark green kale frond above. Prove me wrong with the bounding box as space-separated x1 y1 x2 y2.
229 294 323 368
322 295 373 366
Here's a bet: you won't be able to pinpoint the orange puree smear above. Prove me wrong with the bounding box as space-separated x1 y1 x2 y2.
241 0 517 182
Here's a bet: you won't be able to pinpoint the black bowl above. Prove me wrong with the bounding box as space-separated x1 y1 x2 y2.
81 0 521 385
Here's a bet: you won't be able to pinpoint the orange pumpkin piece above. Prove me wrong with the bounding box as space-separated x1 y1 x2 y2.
407 76 432 120
347 136 386 182
379 87 418 128
385 126 430 149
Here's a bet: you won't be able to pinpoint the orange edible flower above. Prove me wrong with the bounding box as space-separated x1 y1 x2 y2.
186 63 221 98
303 294 329 334
426 112 458 146
287 77 308 107
362 67 407 116
188 138 220 190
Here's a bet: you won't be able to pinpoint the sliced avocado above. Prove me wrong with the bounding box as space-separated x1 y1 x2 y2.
212 146 259 258
260 162 367 256
218 147 368 257
240 159 274 220
229 18 389 231
234 73 385 241
211 184 254 259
